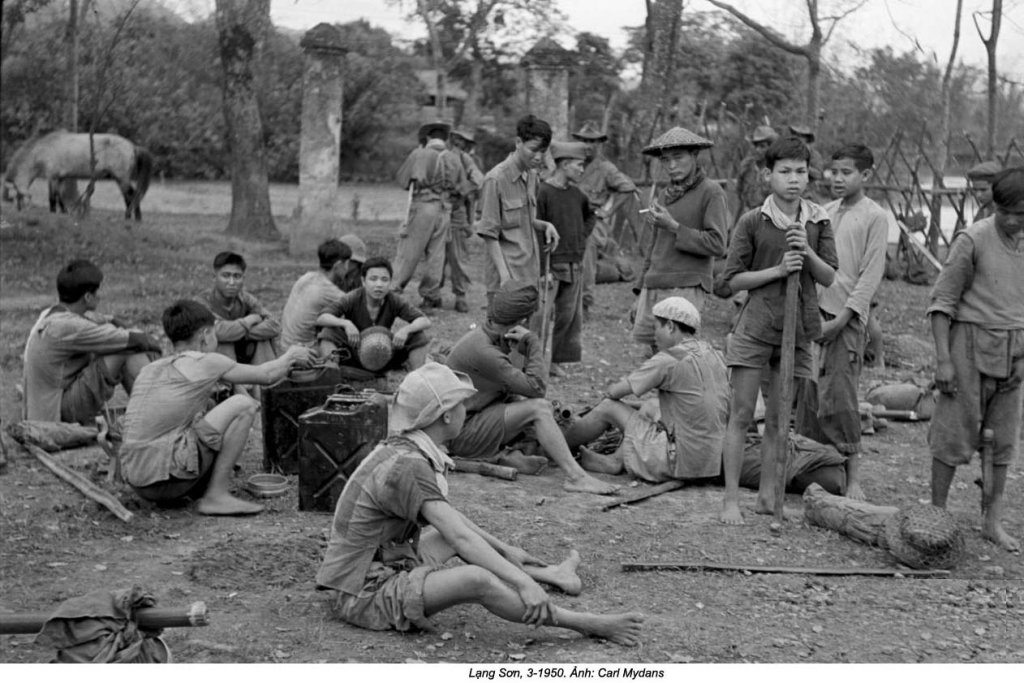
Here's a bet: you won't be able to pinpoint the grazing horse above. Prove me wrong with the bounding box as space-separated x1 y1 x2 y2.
3 131 153 220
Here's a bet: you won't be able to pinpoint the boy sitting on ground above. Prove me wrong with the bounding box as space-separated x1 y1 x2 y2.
119 300 313 515
196 251 280 365
444 280 618 495
928 167 1024 552
280 239 351 353
318 257 432 373
23 259 161 424
562 297 729 482
315 362 644 644
715 136 837 525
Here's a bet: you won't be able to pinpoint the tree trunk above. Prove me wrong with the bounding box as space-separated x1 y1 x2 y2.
418 0 447 121
460 56 483 127
214 0 278 240
936 0 963 181
984 0 1001 156
806 47 821 126
59 0 81 209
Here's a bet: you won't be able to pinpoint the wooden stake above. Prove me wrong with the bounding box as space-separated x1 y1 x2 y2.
0 602 208 635
538 249 554 371
621 561 949 578
25 443 133 523
772 270 800 520
980 428 995 514
450 459 518 481
602 480 684 511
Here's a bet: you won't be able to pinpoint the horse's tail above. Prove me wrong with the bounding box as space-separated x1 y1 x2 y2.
131 146 153 215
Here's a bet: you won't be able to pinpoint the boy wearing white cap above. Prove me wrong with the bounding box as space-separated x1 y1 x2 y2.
563 297 729 482
315 362 644 644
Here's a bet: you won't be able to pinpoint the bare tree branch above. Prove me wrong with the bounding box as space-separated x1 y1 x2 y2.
822 0 870 45
705 0 808 56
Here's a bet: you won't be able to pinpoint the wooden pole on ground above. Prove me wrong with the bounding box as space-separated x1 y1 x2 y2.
538 249 554 371
450 459 518 481
621 561 948 578
24 443 133 522
771 267 800 520
0 602 209 635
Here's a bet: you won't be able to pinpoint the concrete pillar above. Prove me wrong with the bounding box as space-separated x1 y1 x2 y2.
520 38 575 141
292 23 347 256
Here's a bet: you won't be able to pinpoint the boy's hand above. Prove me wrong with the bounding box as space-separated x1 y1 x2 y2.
503 325 532 346
1005 356 1024 391
648 201 678 231
539 221 560 249
935 359 957 395
516 579 553 627
243 313 263 328
341 320 361 347
503 545 547 568
785 225 808 253
393 327 409 349
284 345 315 368
780 250 805 275
819 318 844 342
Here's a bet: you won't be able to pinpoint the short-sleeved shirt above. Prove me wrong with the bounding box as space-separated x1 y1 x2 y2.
119 351 226 487
280 271 346 347
395 139 469 201
315 437 447 595
718 206 838 345
196 288 280 343
334 288 425 331
625 339 730 479
22 306 131 421
475 152 541 292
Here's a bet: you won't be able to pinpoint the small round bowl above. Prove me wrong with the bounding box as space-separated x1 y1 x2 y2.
244 473 290 498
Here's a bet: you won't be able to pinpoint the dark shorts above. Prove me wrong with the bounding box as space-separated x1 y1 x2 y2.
132 419 221 503
726 333 815 379
61 358 119 425
448 403 508 460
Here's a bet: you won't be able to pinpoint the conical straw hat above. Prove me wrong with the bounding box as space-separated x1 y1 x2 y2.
642 127 714 156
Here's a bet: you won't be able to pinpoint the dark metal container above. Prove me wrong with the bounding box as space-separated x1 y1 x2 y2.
297 390 389 512
260 367 385 474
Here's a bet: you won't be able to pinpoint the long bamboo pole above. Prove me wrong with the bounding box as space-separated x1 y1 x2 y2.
0 602 209 635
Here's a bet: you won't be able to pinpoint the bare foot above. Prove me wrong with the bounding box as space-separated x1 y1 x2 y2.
496 449 548 475
754 491 774 515
721 501 744 525
563 474 619 495
578 612 645 647
579 446 623 475
196 493 264 516
845 482 866 501
537 549 583 595
983 520 1021 552
549 363 567 378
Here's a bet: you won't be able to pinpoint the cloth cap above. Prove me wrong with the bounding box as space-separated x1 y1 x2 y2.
358 326 393 371
788 124 815 142
642 127 714 156
339 234 367 263
749 125 778 144
390 362 477 432
966 160 1002 181
570 121 608 141
418 121 452 141
451 128 475 143
651 296 701 331
488 280 539 324
550 141 588 162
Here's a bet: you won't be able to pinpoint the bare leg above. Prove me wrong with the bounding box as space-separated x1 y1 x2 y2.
578 446 624 475
406 344 429 370
101 351 152 395
194 395 262 515
495 449 548 475
983 465 1020 552
844 452 865 500
504 400 619 495
422 565 643 646
722 367 761 525
562 399 633 450
930 459 956 508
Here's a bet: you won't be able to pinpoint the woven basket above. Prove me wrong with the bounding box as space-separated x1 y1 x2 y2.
883 505 964 570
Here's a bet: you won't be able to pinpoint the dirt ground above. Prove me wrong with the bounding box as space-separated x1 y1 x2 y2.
1 192 1022 665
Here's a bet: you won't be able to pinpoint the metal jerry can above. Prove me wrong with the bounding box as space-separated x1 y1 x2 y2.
297 389 390 512
260 367 386 474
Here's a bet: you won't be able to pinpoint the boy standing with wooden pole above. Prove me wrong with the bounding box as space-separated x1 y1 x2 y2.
716 136 837 525
927 167 1024 552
